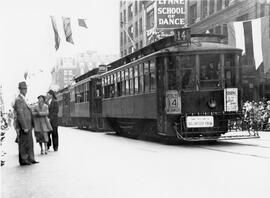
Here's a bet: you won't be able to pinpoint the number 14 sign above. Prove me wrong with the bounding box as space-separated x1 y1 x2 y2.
166 90 181 114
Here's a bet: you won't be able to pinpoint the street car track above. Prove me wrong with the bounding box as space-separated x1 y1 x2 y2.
196 141 270 159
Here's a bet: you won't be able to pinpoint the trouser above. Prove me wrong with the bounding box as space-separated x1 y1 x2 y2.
48 125 58 150
18 129 35 164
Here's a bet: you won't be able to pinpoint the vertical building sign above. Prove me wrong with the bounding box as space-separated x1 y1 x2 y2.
157 0 186 29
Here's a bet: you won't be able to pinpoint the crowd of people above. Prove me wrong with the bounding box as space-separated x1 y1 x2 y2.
1 81 59 166
242 100 270 131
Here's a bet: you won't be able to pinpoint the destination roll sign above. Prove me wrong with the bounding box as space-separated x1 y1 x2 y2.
157 0 186 29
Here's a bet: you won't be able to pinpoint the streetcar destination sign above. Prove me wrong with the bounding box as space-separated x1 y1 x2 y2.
157 0 186 29
186 116 214 128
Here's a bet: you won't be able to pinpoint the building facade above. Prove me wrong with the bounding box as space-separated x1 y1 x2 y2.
120 1 187 57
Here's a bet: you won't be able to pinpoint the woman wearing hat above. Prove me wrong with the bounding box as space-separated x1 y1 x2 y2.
32 95 52 154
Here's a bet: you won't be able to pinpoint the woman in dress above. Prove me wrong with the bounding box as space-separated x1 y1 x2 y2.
32 95 52 154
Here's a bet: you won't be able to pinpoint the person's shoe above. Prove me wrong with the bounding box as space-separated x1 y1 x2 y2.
31 161 39 164
54 148 58 151
45 150 48 155
20 162 32 166
41 150 44 155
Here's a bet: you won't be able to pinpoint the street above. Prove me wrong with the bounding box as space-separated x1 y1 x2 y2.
1 127 270 198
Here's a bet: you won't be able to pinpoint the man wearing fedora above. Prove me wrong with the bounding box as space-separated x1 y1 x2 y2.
13 81 39 165
47 89 59 151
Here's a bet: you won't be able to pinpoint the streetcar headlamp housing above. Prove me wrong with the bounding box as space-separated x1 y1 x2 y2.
208 98 217 108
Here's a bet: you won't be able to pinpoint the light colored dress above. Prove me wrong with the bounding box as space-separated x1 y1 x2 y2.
33 103 52 143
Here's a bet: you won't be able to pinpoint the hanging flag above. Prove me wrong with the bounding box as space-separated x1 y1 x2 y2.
24 71 28 80
78 18 87 28
50 16 60 50
228 16 270 71
63 17 74 44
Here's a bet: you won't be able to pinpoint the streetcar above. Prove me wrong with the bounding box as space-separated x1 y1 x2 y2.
57 67 107 130
100 28 259 141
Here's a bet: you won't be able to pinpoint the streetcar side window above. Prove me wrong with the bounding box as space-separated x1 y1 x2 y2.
111 74 115 97
149 60 156 91
199 54 221 89
134 65 139 94
178 55 196 90
129 67 134 95
125 69 130 95
144 62 150 92
224 53 236 88
167 56 176 89
139 63 144 92
121 70 125 96
117 72 122 96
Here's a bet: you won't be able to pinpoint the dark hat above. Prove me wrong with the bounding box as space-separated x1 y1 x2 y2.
47 89 57 99
37 95 46 101
18 81 27 89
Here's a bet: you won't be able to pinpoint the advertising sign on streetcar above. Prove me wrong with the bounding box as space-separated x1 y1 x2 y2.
166 90 181 114
224 88 238 112
157 0 186 29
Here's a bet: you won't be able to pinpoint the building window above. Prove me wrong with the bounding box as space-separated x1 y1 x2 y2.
128 4 133 21
128 25 134 39
260 3 265 17
139 18 143 34
120 12 123 24
120 32 123 45
201 0 208 19
225 0 230 7
135 1 138 15
146 9 154 30
140 40 143 48
217 0 222 11
189 3 197 25
139 1 143 12
124 31 127 44
123 10 126 23
209 0 215 15
135 21 138 37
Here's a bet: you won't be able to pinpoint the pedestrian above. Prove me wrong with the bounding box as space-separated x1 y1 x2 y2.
13 81 39 166
46 90 59 151
32 95 52 155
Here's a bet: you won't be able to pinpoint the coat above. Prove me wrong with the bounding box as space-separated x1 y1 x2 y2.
14 95 33 131
33 103 52 132
14 94 35 164
48 99 59 128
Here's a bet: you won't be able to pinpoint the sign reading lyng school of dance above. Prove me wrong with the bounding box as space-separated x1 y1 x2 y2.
157 0 186 29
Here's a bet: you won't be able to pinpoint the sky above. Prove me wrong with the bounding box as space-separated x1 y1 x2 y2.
0 0 120 110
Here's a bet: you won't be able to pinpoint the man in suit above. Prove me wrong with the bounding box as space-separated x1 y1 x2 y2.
13 81 39 165
47 90 59 151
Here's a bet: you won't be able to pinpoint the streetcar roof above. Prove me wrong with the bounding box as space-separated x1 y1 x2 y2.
101 41 242 77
